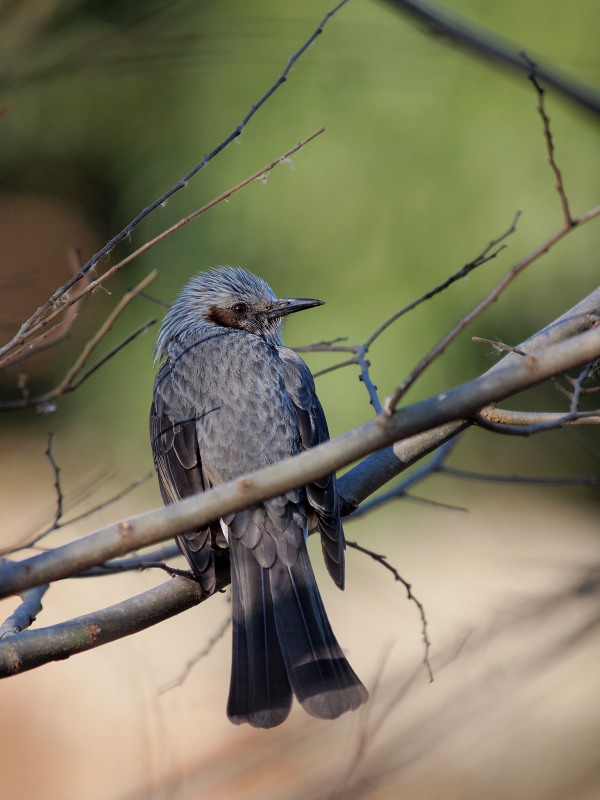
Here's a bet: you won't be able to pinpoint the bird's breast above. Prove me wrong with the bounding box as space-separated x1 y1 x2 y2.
174 330 301 481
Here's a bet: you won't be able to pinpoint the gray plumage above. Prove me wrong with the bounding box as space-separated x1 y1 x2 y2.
150 266 367 728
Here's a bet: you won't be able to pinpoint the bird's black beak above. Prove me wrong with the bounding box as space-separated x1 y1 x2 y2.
265 297 324 319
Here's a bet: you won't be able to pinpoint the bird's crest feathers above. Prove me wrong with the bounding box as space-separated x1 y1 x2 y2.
154 267 277 363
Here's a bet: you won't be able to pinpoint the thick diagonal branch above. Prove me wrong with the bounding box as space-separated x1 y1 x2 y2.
1 319 599 602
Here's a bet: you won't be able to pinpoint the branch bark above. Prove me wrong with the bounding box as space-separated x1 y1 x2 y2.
340 285 600 512
0 576 204 675
1 314 599 601
0 290 598 675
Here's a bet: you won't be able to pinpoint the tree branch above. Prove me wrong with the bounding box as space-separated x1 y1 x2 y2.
478 407 600 427
383 0 600 116
0 580 49 640
0 575 206 675
339 285 600 513
0 0 349 367
384 206 600 411
0 272 158 410
1 318 599 600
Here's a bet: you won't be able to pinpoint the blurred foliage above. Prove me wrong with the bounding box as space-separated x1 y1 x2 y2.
0 0 598 481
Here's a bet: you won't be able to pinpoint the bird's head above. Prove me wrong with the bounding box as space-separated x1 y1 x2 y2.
155 267 323 360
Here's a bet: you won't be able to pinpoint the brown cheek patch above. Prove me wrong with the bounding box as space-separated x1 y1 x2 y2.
205 306 245 330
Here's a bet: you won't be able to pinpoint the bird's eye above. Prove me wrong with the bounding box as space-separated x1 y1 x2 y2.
231 302 248 315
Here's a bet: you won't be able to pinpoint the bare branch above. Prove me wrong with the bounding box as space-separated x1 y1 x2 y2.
441 465 600 488
475 408 600 436
383 0 600 116
367 211 521 353
1 311 598 672
0 131 325 373
1 320 600 600
0 579 49 639
0 271 158 411
4 472 154 556
45 433 63 529
309 213 522 409
347 439 457 520
340 286 600 514
158 614 231 694
312 356 356 379
568 361 598 412
478 407 600 427
346 541 433 682
75 544 181 576
338 421 468 516
0 575 209 676
384 206 600 412
525 56 574 226
0 0 349 366
472 336 529 357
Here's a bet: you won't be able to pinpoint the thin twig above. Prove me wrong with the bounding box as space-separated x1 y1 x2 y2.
67 319 156 393
441 465 600 487
0 0 350 365
569 361 597 413
368 212 521 352
404 493 468 513
313 356 357 379
472 336 529 357
5 316 80 369
0 271 158 411
475 408 600 436
5 473 153 556
158 614 231 694
346 540 433 682
313 212 520 406
524 55 574 226
551 363 600 402
136 292 170 309
60 473 153 532
383 205 600 413
77 544 181 576
44 433 63 529
478 406 600 427
0 130 326 373
293 337 351 353
349 440 457 519
0 581 49 639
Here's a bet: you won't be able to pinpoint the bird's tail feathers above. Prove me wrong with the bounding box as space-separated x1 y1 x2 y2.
227 540 292 728
227 540 367 728
272 546 368 720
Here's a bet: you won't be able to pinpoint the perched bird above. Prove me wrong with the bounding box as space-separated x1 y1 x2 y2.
150 267 367 728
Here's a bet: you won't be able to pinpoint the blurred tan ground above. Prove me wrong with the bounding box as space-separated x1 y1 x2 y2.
1 467 598 800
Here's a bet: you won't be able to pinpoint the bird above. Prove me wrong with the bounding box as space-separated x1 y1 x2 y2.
150 266 368 728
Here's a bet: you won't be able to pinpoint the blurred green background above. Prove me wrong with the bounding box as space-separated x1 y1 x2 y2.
1 0 599 445
0 2 599 799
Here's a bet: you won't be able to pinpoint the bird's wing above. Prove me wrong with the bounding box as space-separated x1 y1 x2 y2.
278 348 345 589
150 361 217 594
